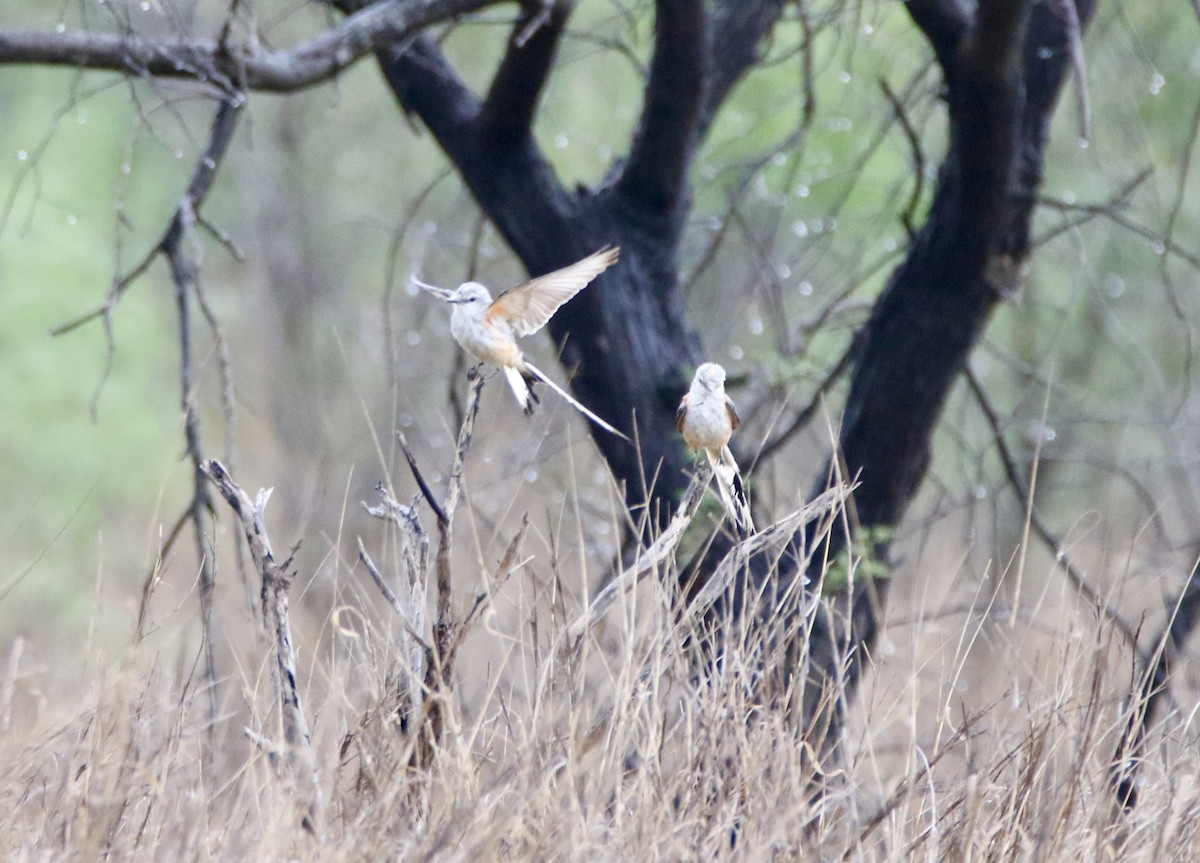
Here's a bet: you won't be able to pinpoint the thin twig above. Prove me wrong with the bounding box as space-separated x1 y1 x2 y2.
752 336 859 467
880 77 926 238
356 538 431 652
963 367 1142 656
396 432 449 527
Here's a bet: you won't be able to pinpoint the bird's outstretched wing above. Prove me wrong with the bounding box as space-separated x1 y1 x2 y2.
489 246 619 337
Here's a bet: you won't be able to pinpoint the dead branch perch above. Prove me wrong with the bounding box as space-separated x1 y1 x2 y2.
358 372 484 767
0 0 496 93
204 459 320 832
359 486 431 730
681 482 854 626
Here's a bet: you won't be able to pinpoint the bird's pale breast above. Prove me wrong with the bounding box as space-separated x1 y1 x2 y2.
681 395 734 450
451 308 523 368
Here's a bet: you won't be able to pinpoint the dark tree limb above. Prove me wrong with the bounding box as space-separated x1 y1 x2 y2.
0 0 495 92
903 0 969 75
357 0 790 533
709 0 1098 772
479 0 570 150
701 0 788 135
614 0 707 219
375 32 576 260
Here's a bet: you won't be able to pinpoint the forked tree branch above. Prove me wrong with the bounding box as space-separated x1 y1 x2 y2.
701 0 788 135
374 32 574 256
0 0 494 92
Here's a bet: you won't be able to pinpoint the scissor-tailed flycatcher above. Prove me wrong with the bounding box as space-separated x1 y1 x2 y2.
677 362 754 534
412 246 628 440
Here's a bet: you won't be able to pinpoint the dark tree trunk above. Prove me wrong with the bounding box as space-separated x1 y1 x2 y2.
794 0 1097 760
346 0 1093 765
353 0 785 529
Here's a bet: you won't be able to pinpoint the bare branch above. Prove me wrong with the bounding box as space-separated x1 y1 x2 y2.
204 460 320 831
356 537 431 652
372 32 574 255
0 0 494 93
396 430 450 527
52 97 243 337
880 77 927 238
753 339 858 466
167 211 221 746
435 371 484 631
361 485 431 736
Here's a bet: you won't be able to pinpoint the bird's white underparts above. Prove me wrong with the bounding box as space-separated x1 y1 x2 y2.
677 362 754 534
412 246 628 441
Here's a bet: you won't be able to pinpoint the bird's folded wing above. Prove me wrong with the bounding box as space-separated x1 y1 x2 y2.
490 246 619 337
675 395 689 432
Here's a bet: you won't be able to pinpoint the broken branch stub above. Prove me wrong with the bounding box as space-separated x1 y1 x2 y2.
203 459 321 832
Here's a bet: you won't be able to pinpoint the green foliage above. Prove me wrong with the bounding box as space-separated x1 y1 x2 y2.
818 523 896 595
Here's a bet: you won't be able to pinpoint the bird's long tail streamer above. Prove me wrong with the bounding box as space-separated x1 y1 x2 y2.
705 445 754 535
524 361 629 441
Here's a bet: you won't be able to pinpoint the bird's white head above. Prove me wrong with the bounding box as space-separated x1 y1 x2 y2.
695 362 727 392
449 282 493 306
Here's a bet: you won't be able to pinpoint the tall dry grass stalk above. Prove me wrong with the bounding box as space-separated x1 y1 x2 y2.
2 403 1198 861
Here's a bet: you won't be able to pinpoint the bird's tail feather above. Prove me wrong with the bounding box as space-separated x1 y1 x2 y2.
705 446 754 535
503 366 540 415
524 361 629 441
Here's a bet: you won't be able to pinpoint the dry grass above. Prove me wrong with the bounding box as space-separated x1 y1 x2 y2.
3 424 1199 862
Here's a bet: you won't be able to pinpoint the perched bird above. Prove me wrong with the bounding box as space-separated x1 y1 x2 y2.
676 363 754 534
412 246 627 440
